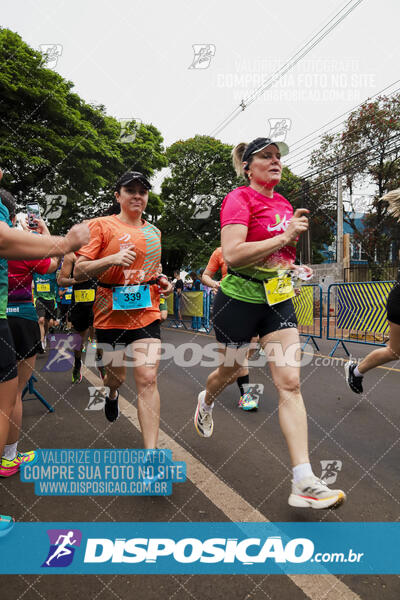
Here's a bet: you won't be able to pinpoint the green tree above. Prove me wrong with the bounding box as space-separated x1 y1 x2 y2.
276 168 334 263
309 94 400 272
159 135 242 273
0 29 166 233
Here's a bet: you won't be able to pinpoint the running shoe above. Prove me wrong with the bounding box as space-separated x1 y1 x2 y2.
0 515 14 537
0 450 38 477
105 390 119 423
194 391 213 438
238 392 259 411
344 361 363 394
72 363 82 384
288 475 346 509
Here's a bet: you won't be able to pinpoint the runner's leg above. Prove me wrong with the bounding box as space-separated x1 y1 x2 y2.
131 338 161 449
261 326 345 508
102 346 126 400
38 316 45 344
0 378 18 459
357 321 400 374
6 356 36 445
204 344 248 404
260 327 308 466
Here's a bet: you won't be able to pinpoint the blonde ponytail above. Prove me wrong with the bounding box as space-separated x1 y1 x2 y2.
232 142 249 179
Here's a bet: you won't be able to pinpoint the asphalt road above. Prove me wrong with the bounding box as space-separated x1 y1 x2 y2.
1 323 399 599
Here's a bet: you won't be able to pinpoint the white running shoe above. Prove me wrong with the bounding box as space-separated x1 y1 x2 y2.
288 475 346 510
194 391 214 438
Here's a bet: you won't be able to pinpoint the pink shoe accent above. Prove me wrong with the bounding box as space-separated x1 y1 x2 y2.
0 465 19 477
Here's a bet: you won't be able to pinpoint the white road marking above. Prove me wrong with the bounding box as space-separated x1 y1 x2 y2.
84 367 360 600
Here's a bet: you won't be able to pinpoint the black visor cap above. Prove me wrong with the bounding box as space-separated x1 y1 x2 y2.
242 137 289 164
115 171 151 191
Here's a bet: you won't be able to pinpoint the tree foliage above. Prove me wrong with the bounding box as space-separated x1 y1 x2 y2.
0 28 166 233
159 135 242 273
309 93 400 272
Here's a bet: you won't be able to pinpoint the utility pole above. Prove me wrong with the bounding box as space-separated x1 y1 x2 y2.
336 165 343 278
301 180 311 264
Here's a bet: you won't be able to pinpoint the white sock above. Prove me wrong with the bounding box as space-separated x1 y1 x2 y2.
353 365 363 378
201 396 214 413
3 442 18 461
293 462 313 483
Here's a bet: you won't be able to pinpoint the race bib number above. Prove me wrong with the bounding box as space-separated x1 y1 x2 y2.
74 289 95 303
112 285 152 311
37 283 50 292
263 275 295 306
65 294 72 301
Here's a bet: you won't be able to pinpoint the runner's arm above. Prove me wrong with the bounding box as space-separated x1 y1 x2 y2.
201 268 220 289
57 252 78 286
74 246 136 281
221 224 291 267
47 257 61 274
222 209 309 268
0 222 89 260
74 254 115 281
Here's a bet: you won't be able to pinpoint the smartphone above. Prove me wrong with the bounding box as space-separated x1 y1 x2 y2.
26 202 41 228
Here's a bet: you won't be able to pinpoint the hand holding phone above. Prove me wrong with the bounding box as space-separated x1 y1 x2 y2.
26 203 41 229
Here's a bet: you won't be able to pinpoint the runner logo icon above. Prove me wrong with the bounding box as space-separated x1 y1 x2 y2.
118 233 131 242
42 529 82 567
320 460 343 485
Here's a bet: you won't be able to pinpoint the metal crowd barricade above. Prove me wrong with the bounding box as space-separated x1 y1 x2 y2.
294 284 323 351
326 281 395 357
202 290 212 333
167 291 213 332
22 375 54 412
166 285 322 343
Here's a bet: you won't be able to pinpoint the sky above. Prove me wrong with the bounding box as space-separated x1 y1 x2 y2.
2 0 400 199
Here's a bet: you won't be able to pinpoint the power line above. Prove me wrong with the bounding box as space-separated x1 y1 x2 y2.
296 131 400 180
210 0 365 137
286 94 400 174
285 83 400 172
289 79 400 153
289 135 400 206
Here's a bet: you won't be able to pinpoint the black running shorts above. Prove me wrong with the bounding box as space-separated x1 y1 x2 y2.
96 320 161 349
35 298 57 321
8 317 42 360
386 282 400 325
70 302 94 333
0 320 17 382
212 289 298 346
